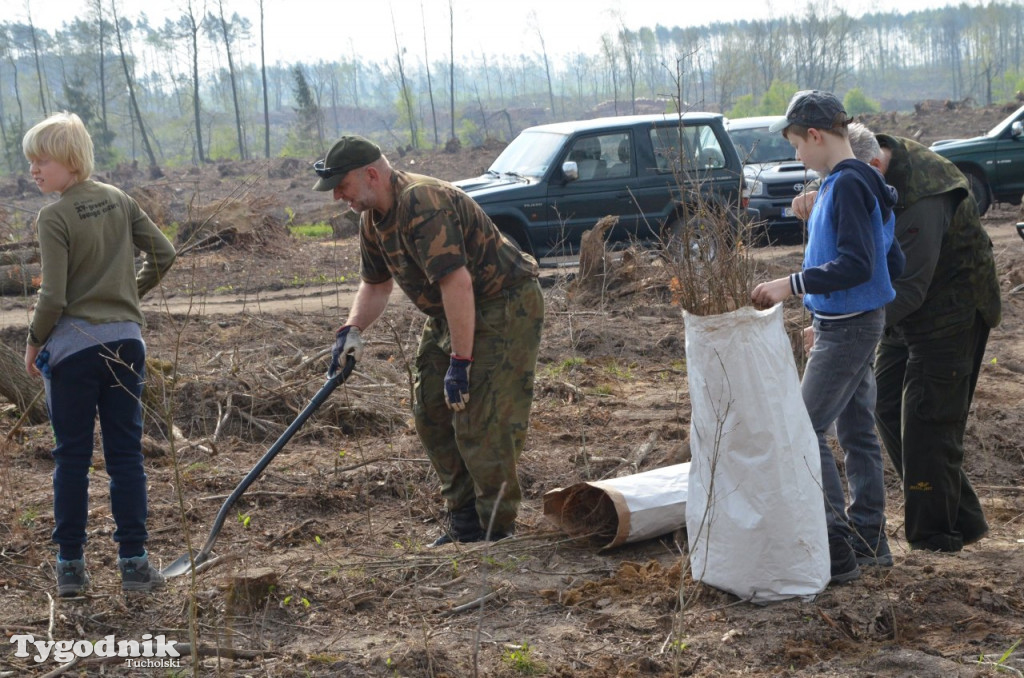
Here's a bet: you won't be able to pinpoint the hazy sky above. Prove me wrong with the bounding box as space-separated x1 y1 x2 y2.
27 0 974 66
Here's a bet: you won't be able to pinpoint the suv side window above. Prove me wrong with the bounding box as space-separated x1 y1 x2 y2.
567 132 632 181
649 124 726 173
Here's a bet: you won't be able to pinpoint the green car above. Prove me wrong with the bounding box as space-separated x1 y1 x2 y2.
930 104 1024 215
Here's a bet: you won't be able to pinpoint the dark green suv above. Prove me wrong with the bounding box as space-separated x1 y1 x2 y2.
453 113 748 259
930 104 1024 215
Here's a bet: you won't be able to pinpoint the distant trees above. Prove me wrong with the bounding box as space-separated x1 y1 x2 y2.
1 0 1023 178
844 87 880 115
289 66 323 156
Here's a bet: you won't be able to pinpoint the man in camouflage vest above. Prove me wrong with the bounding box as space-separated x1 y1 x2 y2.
312 136 544 546
797 124 1001 555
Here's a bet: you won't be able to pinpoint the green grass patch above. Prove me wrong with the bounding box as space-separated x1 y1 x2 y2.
161 222 179 242
288 223 333 238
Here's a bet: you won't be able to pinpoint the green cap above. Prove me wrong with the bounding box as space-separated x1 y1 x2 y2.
312 136 382 191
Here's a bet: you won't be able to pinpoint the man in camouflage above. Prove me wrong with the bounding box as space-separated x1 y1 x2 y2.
312 135 544 546
798 124 1001 554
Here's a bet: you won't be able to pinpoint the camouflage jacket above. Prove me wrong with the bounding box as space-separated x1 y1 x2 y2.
878 135 1001 335
359 171 539 317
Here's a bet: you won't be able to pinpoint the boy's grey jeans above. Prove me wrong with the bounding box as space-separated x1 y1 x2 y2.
801 308 887 544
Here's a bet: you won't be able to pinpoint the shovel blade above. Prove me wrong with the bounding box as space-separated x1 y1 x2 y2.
161 550 210 578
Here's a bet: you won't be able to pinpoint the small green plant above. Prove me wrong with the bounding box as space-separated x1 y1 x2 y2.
667 639 689 653
541 356 585 378
502 642 544 675
483 554 525 572
314 535 323 546
288 223 333 238
237 511 251 528
990 637 1021 666
289 272 348 287
19 506 39 527
213 284 234 294
560 357 585 371
604 362 634 380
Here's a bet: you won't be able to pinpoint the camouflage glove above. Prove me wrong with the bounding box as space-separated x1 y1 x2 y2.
329 325 363 376
444 355 472 412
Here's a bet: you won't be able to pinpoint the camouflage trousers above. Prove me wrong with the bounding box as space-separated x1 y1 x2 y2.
413 279 544 534
874 311 991 551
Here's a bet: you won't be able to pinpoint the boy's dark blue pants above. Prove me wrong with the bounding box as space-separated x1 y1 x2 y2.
47 340 148 560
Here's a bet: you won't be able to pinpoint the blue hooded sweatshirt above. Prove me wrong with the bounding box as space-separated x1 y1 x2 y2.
791 159 905 316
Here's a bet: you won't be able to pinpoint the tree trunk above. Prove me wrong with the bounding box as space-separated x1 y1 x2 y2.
111 0 162 178
0 341 48 425
448 1 455 143
187 0 207 164
218 0 247 160
0 263 41 295
26 6 50 117
390 6 418 150
259 0 271 159
421 2 439 147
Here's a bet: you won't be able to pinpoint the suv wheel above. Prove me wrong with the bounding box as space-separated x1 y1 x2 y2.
965 171 991 215
663 217 719 263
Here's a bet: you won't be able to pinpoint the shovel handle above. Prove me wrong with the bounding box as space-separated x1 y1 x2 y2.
192 356 355 560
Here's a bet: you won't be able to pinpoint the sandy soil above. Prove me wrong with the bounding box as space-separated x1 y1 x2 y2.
0 106 1022 677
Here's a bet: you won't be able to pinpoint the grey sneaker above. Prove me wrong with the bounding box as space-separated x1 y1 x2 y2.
119 553 166 592
829 537 861 585
851 530 894 568
56 558 89 597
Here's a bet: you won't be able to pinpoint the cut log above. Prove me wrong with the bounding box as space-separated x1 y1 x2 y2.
0 263 41 296
0 249 40 266
0 341 48 425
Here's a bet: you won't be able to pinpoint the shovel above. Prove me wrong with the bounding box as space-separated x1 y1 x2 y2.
162 356 356 578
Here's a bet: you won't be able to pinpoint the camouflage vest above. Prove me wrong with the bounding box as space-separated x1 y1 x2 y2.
359 170 539 317
878 135 1001 332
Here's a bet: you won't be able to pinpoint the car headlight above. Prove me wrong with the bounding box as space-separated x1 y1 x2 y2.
747 179 765 197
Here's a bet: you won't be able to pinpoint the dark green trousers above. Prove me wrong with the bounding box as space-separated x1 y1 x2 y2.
874 312 990 551
412 279 544 534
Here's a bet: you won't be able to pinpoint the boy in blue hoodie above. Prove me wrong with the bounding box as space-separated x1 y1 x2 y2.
752 91 905 585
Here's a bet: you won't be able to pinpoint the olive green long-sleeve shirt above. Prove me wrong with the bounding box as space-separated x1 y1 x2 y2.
28 180 177 347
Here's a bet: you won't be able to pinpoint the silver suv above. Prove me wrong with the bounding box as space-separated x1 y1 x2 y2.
727 116 818 240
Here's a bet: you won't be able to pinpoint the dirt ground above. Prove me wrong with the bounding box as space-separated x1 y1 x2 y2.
0 105 1022 677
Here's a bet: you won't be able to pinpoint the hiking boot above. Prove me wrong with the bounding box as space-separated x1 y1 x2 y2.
850 530 894 567
56 557 89 597
829 538 861 585
430 504 484 547
119 553 166 592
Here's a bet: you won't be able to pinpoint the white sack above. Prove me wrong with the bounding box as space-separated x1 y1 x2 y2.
684 304 829 603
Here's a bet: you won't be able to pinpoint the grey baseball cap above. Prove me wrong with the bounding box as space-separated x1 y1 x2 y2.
769 90 850 133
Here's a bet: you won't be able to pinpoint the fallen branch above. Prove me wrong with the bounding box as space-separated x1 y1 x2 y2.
442 586 505 616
